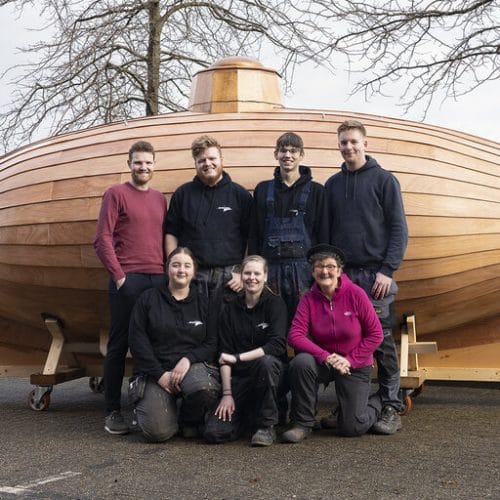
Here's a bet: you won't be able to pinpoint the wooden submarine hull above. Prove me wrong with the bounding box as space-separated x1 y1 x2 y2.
1 108 499 382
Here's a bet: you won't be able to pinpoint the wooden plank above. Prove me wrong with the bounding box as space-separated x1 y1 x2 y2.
379 155 500 189
405 235 500 260
398 264 500 300
0 245 96 267
0 222 97 245
396 250 500 280
416 316 500 351
42 318 68 375
408 342 438 354
0 198 101 227
0 279 108 338
404 192 500 219
0 183 53 209
1 365 45 377
396 285 500 335
400 326 409 376
400 373 426 388
420 366 500 382
397 172 500 203
0 263 106 290
0 224 50 245
30 368 86 385
418 340 500 367
407 216 500 237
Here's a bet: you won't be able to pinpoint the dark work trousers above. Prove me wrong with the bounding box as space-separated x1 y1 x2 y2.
344 267 403 411
104 272 165 414
196 264 239 300
288 353 382 437
267 260 312 327
204 355 286 443
135 363 220 443
262 180 313 326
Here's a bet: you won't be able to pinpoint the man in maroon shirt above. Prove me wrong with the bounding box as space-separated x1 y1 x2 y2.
94 141 167 435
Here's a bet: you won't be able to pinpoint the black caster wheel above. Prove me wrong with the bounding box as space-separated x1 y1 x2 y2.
89 377 104 394
28 389 50 411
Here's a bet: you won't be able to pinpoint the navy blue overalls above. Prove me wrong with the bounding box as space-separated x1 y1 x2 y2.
261 180 312 326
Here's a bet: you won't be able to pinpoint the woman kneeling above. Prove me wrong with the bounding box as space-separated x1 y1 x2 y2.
129 247 220 442
204 255 288 447
282 244 384 443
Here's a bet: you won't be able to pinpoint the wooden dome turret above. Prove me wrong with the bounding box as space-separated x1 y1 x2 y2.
188 56 284 113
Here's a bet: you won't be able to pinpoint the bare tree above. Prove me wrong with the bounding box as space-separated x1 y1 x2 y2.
328 0 500 116
0 0 341 152
0 0 498 152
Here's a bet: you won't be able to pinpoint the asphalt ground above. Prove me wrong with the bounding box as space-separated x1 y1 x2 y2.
0 377 499 500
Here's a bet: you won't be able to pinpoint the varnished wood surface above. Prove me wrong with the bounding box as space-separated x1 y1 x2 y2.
0 107 499 374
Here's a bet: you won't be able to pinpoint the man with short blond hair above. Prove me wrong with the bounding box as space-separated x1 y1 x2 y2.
325 120 408 435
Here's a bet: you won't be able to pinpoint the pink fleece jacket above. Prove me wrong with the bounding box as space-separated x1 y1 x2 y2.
288 275 383 368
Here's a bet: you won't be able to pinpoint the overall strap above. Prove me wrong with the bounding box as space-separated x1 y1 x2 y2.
296 181 311 212
265 180 275 216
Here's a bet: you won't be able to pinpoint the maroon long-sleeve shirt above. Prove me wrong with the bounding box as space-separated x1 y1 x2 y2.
94 182 167 282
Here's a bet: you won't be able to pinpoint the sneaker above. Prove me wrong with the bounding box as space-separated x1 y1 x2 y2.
251 426 276 447
320 407 338 430
104 411 129 435
281 426 312 443
371 406 402 435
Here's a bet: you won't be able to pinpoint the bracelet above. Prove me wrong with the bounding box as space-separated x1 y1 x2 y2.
235 353 241 363
223 391 232 396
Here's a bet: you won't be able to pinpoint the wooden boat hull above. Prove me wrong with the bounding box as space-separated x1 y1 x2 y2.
1 109 499 380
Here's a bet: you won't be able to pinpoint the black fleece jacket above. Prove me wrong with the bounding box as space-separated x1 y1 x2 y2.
218 288 288 375
247 165 329 255
165 172 253 267
129 284 217 380
325 155 408 277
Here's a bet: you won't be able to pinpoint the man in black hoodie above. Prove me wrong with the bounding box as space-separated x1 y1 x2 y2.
325 120 408 435
165 135 252 297
248 132 329 325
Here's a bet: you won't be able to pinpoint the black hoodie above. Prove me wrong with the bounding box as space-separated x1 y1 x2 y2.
247 165 329 255
129 284 217 380
165 172 252 267
218 288 288 375
325 155 408 277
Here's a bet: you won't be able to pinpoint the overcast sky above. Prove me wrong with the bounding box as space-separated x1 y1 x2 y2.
1 5 498 150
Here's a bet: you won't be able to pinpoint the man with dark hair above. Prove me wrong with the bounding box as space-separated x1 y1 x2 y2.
94 140 167 435
325 120 408 434
248 132 329 324
165 135 252 296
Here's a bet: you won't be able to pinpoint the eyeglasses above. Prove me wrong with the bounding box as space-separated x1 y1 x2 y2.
278 147 301 156
313 264 338 271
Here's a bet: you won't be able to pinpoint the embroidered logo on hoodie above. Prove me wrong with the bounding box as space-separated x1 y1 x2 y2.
257 322 269 329
188 320 203 327
217 206 232 212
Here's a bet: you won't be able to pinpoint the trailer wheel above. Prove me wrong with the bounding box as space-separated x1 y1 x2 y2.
399 393 412 416
28 390 50 411
413 383 424 397
89 377 104 394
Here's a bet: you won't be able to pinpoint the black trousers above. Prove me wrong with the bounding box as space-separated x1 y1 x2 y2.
104 272 165 413
204 355 285 443
288 353 382 437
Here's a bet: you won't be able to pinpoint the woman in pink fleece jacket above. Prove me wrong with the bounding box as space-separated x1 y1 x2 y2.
282 244 384 443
